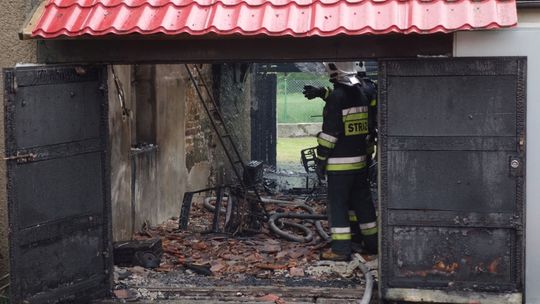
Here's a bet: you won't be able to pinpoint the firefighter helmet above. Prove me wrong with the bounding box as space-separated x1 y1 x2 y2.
323 62 360 86
354 61 367 73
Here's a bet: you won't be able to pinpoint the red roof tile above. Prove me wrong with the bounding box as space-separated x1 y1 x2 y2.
30 0 517 38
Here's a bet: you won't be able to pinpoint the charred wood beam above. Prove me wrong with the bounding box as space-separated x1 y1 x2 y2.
37 34 452 64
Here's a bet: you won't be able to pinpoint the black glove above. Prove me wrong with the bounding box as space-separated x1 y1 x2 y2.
303 85 326 100
315 158 327 181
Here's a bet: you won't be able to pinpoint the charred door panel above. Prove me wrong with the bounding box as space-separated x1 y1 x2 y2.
15 82 102 148
16 227 106 300
14 153 104 228
379 58 525 301
388 76 516 137
4 65 111 303
251 71 277 166
390 227 515 288
388 151 516 212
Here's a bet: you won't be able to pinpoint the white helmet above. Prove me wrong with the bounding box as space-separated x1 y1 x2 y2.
354 61 367 73
323 62 359 86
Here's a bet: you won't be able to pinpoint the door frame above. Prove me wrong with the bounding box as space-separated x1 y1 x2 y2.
4 57 527 304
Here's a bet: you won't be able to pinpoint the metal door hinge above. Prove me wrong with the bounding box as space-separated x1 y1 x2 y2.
4 153 37 164
519 134 525 153
5 70 17 95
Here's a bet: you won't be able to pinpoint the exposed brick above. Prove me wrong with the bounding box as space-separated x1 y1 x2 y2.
185 128 200 136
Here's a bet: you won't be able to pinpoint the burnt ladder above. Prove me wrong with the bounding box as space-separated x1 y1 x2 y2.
184 64 267 231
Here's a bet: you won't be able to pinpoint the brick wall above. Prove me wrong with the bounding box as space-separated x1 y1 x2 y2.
184 65 221 188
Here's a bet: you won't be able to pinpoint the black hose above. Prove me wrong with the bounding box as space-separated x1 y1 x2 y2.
268 215 314 243
203 196 330 242
268 205 330 243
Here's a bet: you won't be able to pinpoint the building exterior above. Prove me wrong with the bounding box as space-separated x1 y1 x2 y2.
1 0 538 303
0 0 37 285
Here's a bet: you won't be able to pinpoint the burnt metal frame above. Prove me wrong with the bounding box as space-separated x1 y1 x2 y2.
250 68 277 167
179 186 242 234
4 66 112 303
378 58 526 298
184 64 268 221
517 0 540 8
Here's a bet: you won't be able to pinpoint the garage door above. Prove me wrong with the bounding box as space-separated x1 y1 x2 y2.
4 65 111 303
379 58 525 303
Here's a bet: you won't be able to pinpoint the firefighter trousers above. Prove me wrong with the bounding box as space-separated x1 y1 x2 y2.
327 170 378 255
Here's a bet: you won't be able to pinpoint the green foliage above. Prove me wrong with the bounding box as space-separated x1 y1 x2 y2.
277 93 324 123
277 137 317 163
276 72 330 123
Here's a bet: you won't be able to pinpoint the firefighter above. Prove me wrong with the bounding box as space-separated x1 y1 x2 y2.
303 62 377 164
350 62 378 247
310 62 378 261
354 62 378 163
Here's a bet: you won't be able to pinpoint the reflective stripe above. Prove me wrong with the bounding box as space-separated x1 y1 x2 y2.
324 87 330 99
349 214 358 222
370 99 377 107
316 155 327 161
326 162 366 171
327 156 366 164
331 227 351 234
327 156 367 171
348 210 356 216
317 137 335 149
367 144 375 155
342 112 368 122
332 233 352 240
342 106 368 115
318 132 338 143
361 227 378 236
359 222 377 230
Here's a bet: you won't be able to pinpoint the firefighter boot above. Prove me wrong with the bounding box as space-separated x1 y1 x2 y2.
362 233 378 255
320 249 350 261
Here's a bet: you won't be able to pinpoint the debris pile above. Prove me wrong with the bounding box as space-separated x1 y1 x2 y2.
132 196 351 280
110 172 377 302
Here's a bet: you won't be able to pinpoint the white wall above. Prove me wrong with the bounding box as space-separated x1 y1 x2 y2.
454 9 540 303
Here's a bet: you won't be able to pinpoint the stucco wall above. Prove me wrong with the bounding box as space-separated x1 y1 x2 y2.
0 0 37 276
109 64 220 240
109 65 134 241
454 9 540 303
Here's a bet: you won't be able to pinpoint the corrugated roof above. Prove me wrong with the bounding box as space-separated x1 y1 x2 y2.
28 0 517 38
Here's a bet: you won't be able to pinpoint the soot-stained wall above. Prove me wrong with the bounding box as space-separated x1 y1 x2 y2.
109 64 249 241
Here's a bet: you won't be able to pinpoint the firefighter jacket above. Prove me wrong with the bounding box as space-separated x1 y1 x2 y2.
360 78 378 155
316 82 371 174
319 78 377 155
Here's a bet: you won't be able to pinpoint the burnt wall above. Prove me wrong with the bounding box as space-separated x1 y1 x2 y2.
0 0 37 276
109 64 219 241
215 64 253 183
184 65 217 189
108 65 134 242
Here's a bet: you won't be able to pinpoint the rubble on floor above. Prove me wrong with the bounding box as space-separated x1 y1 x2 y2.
109 169 377 303
112 224 376 300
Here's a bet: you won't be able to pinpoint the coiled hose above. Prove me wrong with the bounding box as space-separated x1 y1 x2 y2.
203 197 373 303
203 196 330 243
267 203 329 243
